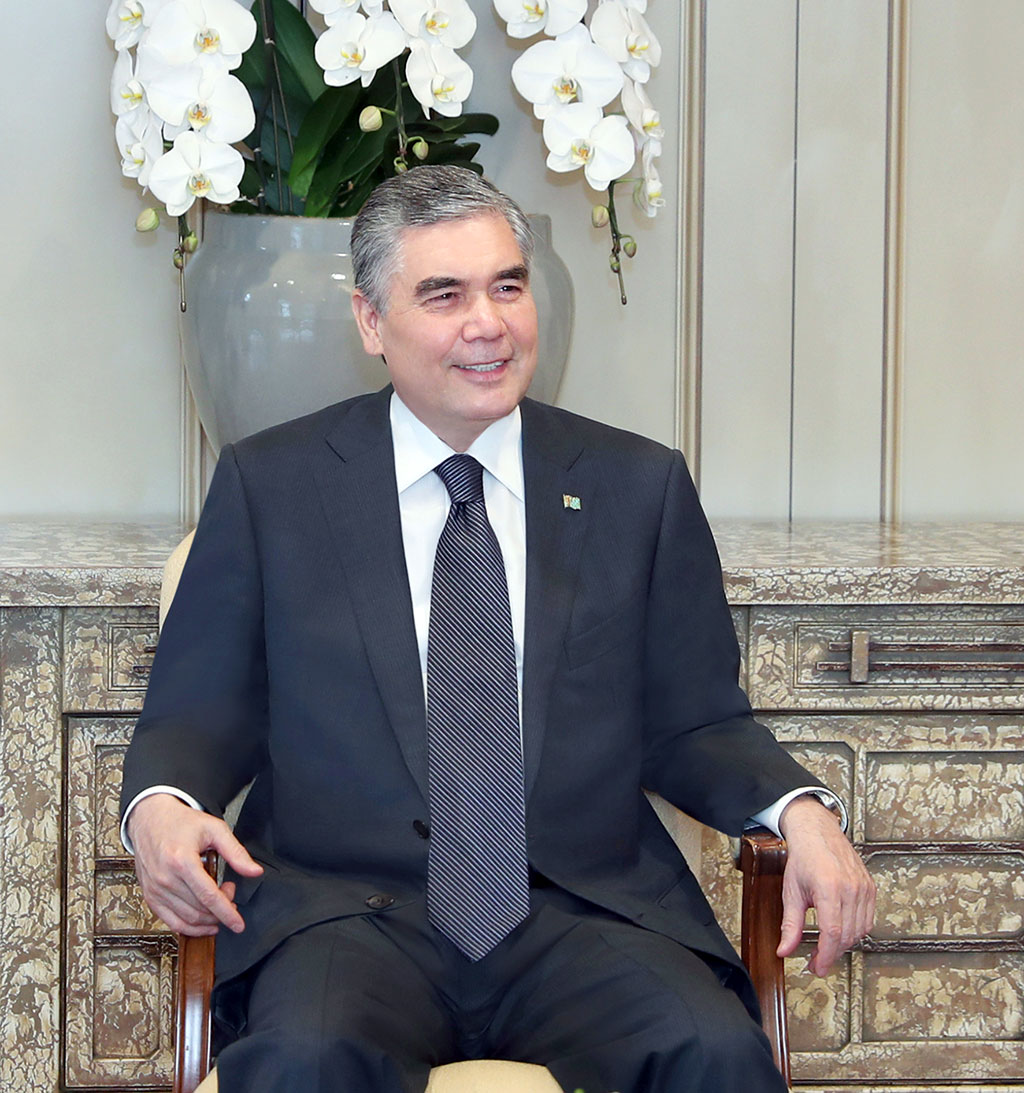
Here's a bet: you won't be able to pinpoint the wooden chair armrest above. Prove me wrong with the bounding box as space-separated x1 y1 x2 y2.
173 851 220 1093
738 827 790 1087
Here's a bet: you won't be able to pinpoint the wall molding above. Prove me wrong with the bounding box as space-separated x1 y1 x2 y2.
881 0 910 523
675 0 707 483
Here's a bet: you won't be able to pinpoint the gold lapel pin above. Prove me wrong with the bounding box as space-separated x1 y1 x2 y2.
562 494 581 511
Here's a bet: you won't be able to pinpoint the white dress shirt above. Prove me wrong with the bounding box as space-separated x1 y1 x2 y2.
121 393 844 850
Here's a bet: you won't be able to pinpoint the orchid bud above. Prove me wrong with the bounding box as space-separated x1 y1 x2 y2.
182 231 199 254
135 207 160 233
393 157 409 174
359 106 383 132
591 204 610 229
609 255 621 273
623 238 638 258
172 248 185 270
411 138 429 161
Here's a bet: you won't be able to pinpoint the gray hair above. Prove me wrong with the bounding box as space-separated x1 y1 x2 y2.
351 165 534 313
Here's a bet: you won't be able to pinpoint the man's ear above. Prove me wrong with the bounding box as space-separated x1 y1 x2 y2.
351 289 385 356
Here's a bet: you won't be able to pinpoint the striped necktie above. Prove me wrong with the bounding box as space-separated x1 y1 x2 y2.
425 454 530 960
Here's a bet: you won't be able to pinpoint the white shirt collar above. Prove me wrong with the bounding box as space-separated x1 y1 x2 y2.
389 392 525 500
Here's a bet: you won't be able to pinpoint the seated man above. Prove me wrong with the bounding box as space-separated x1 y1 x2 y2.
122 165 874 1093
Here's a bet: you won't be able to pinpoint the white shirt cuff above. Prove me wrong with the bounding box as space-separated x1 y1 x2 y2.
120 785 205 854
746 786 848 837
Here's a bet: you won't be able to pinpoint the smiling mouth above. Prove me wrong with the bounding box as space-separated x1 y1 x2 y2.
457 361 505 373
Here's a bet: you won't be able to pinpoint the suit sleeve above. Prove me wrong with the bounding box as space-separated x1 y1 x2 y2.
120 444 269 821
639 451 823 834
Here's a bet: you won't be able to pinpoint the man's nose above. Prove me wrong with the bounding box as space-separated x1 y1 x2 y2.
462 294 504 340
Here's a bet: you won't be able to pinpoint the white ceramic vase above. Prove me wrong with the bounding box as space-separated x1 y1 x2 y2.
179 211 574 451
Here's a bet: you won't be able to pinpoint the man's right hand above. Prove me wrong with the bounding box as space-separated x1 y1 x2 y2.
127 793 264 937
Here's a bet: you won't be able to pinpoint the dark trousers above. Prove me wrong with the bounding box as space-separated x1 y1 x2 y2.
215 885 786 1093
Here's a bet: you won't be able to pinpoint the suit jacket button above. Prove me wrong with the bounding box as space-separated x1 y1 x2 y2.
413 820 430 839
365 893 395 910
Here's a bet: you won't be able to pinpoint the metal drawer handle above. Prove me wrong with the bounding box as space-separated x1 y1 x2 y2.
130 643 159 679
817 630 1024 683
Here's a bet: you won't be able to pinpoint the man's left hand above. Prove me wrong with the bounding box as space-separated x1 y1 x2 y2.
777 796 876 976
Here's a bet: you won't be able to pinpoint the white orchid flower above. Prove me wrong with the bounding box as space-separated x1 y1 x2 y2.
164 72 256 143
493 0 587 40
621 76 663 141
314 11 408 88
135 40 202 123
144 0 257 74
390 0 476 50
110 48 147 117
589 0 662 83
147 130 244 215
405 39 473 117
306 0 360 26
139 43 255 138
633 136 664 216
115 109 166 187
105 0 146 50
511 23 623 120
542 102 634 191
105 0 171 50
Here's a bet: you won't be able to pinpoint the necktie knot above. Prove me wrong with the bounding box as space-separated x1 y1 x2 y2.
435 454 484 505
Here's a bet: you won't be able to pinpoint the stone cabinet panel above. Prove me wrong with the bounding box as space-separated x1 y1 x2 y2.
866 751 1024 843
64 716 174 1088
786 947 851 1054
866 850 1024 941
748 605 1024 710
863 953 1024 1043
0 609 63 1093
731 605 749 687
63 608 159 713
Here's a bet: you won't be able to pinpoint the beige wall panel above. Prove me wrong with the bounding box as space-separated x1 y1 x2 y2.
700 0 798 518
0 1 183 519
899 0 1024 519
790 0 888 519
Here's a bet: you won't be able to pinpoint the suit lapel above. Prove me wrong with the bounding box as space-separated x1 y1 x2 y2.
520 400 589 799
312 388 430 803
311 393 590 807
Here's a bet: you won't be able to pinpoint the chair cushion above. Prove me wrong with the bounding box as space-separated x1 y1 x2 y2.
427 1060 561 1091
194 1060 561 1092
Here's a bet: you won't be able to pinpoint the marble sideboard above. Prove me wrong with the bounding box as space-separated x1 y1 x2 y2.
2 520 1023 1092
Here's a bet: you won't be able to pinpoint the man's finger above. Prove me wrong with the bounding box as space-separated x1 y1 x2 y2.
777 904 807 959
153 886 224 934
209 823 264 879
182 854 247 933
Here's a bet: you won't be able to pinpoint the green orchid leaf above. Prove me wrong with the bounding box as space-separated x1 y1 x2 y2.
263 0 325 104
305 117 397 217
341 119 400 180
236 39 266 94
429 140 482 166
421 112 499 136
234 161 263 204
288 84 362 199
333 176 377 218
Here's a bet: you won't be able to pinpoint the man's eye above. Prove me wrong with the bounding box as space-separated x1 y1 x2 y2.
495 284 522 297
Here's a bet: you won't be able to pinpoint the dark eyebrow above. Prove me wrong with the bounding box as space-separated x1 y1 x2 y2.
413 265 530 299
496 265 529 283
414 275 465 298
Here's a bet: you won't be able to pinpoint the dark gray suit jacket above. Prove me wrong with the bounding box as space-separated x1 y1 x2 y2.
121 387 820 1004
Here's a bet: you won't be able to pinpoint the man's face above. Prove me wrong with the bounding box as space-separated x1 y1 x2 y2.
351 214 538 451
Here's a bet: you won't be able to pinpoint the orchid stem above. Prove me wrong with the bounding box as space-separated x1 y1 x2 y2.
176 214 189 313
606 181 628 306
392 58 408 167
